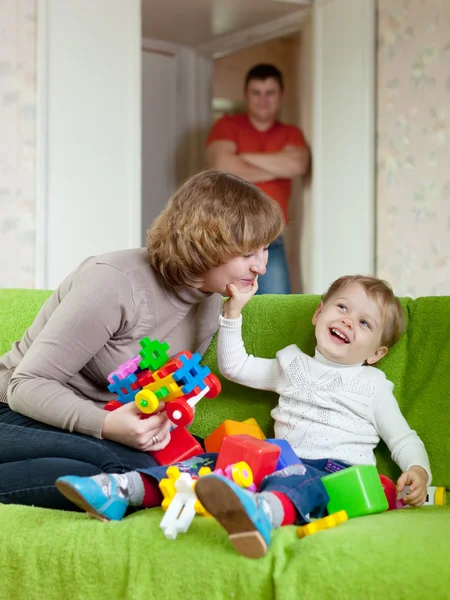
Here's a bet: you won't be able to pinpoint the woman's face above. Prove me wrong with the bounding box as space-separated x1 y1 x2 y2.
200 246 269 295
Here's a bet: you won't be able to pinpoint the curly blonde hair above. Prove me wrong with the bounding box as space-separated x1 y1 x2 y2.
322 275 406 348
147 170 285 287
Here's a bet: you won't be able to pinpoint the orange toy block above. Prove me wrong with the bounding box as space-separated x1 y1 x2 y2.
204 418 266 453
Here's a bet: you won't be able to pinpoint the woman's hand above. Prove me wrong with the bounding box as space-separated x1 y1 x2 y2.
222 278 259 320
101 402 171 452
397 465 428 506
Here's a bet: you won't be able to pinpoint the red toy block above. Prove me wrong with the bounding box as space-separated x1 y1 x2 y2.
104 400 123 412
156 355 185 379
216 435 280 488
379 474 398 511
150 426 203 466
136 369 155 388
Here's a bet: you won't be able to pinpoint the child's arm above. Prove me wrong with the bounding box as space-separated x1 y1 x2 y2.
218 280 287 391
371 381 431 506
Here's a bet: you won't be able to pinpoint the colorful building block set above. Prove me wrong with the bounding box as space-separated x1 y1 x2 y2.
105 338 446 541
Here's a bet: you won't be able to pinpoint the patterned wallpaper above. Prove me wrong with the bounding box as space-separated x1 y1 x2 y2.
0 0 36 288
377 0 450 296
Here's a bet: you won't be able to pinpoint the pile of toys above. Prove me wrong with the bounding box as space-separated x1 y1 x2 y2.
105 338 446 541
104 336 221 464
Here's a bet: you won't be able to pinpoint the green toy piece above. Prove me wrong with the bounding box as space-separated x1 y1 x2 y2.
322 465 388 518
139 337 170 371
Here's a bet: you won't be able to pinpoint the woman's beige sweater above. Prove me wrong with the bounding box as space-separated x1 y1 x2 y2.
0 248 221 438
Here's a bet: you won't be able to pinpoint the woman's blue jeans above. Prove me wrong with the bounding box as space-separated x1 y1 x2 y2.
0 402 157 510
256 236 291 295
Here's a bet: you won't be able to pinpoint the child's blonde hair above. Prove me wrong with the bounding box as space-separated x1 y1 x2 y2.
147 170 285 288
321 275 406 348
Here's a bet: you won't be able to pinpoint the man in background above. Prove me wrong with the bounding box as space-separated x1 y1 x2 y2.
206 63 310 294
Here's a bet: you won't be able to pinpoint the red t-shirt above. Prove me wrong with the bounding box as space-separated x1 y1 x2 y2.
206 113 307 221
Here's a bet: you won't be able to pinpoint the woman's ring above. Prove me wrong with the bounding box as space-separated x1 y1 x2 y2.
151 435 159 445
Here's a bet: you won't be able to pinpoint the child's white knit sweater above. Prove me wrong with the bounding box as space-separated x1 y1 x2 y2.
218 315 431 483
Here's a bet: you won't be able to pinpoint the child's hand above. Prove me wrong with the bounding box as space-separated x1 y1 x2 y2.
222 278 259 320
397 466 428 506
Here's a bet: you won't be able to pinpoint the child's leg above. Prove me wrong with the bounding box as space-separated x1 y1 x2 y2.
56 453 218 522
195 464 330 559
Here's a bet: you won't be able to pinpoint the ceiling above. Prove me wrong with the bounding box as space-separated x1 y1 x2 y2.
141 0 311 48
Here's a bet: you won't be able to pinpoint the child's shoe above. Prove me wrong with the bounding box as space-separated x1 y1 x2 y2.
195 474 272 559
55 474 129 521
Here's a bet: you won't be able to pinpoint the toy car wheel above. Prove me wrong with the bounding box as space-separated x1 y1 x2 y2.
135 388 159 414
166 399 194 427
204 374 221 398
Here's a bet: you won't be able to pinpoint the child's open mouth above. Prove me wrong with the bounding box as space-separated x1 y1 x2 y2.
329 328 350 344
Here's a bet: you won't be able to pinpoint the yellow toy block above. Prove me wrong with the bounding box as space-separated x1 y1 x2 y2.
204 419 266 453
297 510 348 538
159 465 211 516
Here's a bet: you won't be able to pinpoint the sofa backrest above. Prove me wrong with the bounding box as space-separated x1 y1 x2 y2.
1 290 448 488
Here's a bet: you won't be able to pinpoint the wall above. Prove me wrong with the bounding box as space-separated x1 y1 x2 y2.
0 0 36 288
377 0 450 296
38 0 141 289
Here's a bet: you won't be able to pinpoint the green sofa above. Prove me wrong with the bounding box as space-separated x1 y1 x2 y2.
1 289 449 600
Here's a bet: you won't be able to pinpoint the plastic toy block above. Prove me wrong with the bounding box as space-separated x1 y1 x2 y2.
172 353 211 395
159 471 207 539
108 355 141 382
205 419 266 453
214 461 257 492
156 354 187 379
216 435 280 488
242 418 266 439
135 370 185 414
322 465 388 518
138 337 170 371
266 439 302 471
135 368 156 388
379 475 398 510
398 485 447 507
297 510 348 538
428 486 446 505
150 426 204 466
107 373 139 403
141 371 183 400
103 399 124 412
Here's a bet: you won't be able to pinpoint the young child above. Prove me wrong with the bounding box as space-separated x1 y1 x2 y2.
194 274 431 558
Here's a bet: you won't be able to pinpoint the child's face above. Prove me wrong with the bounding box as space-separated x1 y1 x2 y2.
312 282 388 365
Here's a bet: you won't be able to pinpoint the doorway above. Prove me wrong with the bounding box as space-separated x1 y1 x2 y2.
211 34 309 293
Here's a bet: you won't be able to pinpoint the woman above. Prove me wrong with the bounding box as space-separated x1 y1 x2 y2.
0 170 284 510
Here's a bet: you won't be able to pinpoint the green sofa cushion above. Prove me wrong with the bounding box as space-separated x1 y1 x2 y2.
1 289 449 600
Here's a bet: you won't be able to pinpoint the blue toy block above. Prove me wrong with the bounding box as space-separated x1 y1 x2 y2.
266 439 302 471
172 353 211 394
107 373 139 403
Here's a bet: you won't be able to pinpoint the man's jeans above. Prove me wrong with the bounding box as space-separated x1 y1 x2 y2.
0 402 157 510
256 237 291 295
